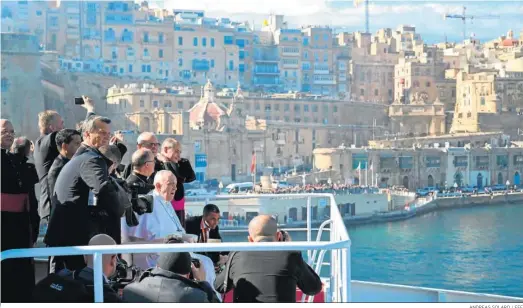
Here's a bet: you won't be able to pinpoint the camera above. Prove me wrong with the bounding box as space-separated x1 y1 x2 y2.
124 182 155 227
108 258 140 290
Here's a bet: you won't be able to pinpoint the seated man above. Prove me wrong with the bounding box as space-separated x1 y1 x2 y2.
121 170 215 286
33 234 120 303
214 215 322 303
185 204 229 266
122 237 220 303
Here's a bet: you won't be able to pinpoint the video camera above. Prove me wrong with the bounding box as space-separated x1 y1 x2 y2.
123 182 155 227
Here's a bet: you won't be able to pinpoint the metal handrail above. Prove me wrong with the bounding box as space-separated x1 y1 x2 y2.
1 193 351 303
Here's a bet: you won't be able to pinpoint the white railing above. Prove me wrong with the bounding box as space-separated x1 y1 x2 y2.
1 193 351 303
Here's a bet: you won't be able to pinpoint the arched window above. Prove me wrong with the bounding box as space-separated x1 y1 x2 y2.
143 48 149 57
497 172 503 185
104 28 115 41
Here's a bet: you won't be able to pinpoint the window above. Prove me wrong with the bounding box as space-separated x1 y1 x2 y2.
481 97 485 105
202 38 207 47
284 104 290 112
210 38 215 47
360 89 364 96
1 78 8 92
159 49 163 58
312 105 318 112
158 33 164 43
224 36 233 45
294 105 300 112
210 59 214 68
323 105 329 113
140 100 145 107
426 81 431 87
374 89 379 96
128 64 133 73
177 102 184 109
143 32 149 43
178 37 183 46
143 48 149 57
333 106 338 112
304 104 309 112
178 59 183 67
36 10 42 16
229 60 234 71
193 37 198 46
274 104 280 111
255 103 260 110
164 100 172 108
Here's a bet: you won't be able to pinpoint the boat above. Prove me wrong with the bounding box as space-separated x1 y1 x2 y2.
2 193 523 303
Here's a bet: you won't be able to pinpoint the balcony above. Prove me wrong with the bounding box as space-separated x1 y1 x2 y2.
276 139 286 146
313 75 336 85
314 67 330 75
192 59 210 71
282 50 300 57
282 62 299 69
254 68 280 75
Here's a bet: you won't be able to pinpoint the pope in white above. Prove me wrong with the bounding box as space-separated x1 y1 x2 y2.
121 170 216 286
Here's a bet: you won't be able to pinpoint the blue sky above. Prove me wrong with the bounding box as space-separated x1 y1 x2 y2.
155 0 523 43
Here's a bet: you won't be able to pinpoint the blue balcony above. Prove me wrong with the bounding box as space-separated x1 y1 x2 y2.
105 13 133 25
192 59 210 71
253 76 280 86
107 2 130 12
236 39 245 48
425 156 441 168
254 65 280 75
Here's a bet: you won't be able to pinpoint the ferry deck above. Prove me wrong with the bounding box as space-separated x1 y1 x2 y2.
2 193 522 303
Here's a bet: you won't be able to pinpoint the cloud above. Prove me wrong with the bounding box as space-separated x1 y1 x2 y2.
159 0 523 43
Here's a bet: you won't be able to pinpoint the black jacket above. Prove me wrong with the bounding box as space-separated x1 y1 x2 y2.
74 267 121 303
123 157 195 201
48 154 70 210
185 215 227 264
34 131 60 219
44 144 112 247
164 158 196 201
122 268 219 303
214 250 322 303
125 172 153 195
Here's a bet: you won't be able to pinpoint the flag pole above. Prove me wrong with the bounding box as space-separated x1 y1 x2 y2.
365 162 368 187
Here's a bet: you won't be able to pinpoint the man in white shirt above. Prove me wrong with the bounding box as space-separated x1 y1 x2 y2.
121 170 216 286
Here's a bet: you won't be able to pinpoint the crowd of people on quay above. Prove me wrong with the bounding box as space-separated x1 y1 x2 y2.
1 96 323 303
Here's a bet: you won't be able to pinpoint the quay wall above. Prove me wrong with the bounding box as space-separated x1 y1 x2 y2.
433 192 523 209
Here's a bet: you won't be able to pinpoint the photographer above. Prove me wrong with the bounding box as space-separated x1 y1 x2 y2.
126 149 156 194
122 237 220 303
33 234 121 303
214 215 322 303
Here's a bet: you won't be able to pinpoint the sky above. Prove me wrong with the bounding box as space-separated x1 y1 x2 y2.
152 0 523 43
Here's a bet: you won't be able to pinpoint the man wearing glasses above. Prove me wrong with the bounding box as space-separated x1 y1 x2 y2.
126 148 156 194
122 132 163 183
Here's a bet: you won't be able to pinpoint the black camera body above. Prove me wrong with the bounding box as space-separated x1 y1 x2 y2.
124 182 155 227
108 258 140 290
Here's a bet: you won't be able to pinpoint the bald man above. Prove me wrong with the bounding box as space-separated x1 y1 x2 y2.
1 119 41 303
214 215 322 303
122 132 163 181
33 234 121 303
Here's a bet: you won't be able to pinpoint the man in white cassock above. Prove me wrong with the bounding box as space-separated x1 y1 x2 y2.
121 170 216 286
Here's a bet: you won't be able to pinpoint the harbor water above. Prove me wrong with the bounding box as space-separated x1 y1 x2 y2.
222 202 523 298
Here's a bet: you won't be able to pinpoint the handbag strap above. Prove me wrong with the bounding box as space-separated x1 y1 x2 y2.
222 251 238 297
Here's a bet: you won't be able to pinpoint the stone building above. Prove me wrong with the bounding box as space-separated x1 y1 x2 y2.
1 33 45 140
450 70 523 138
313 144 523 190
105 81 390 180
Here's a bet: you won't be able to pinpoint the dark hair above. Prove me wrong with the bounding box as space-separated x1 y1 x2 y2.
164 236 184 244
203 203 220 216
11 136 31 157
55 129 80 150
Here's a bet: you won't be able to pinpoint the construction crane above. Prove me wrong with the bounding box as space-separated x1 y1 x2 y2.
444 6 499 40
354 0 370 33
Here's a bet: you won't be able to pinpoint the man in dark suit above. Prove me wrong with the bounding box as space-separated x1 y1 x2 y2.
33 110 64 224
214 215 322 303
185 204 228 265
48 129 82 202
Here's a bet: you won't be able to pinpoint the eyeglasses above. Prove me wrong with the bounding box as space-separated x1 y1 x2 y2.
140 142 161 148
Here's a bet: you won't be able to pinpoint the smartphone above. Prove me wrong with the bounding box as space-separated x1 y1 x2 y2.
74 97 84 105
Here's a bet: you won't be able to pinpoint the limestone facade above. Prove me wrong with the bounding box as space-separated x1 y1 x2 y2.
313 145 523 190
